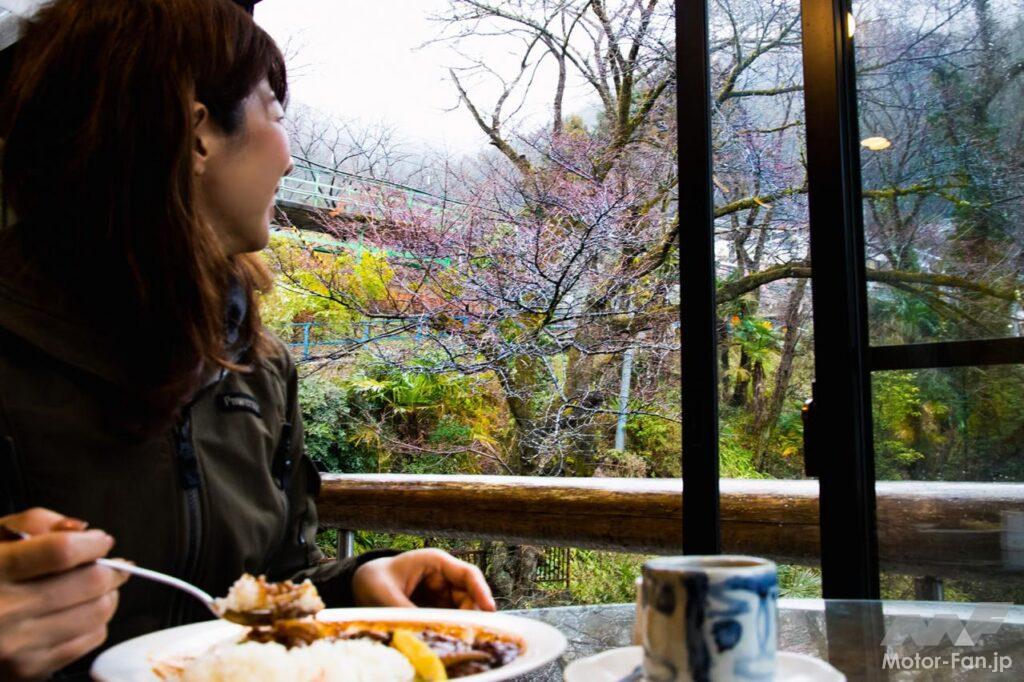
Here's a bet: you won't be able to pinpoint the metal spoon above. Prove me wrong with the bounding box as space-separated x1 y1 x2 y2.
95 557 275 626
0 525 272 626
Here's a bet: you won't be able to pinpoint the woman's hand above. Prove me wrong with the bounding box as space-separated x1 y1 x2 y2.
0 508 128 680
352 548 496 611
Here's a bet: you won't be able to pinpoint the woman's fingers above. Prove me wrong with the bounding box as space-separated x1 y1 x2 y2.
17 590 119 652
51 517 89 532
0 530 114 582
0 592 117 680
401 549 496 610
14 563 128 620
353 549 496 611
37 623 110 676
0 510 119 680
436 554 495 611
374 580 417 608
0 508 69 536
4 622 110 681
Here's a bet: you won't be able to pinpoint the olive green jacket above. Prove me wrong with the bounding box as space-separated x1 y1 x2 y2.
0 235 385 678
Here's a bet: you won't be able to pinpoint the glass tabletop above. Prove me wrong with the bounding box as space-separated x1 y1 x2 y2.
507 599 1024 680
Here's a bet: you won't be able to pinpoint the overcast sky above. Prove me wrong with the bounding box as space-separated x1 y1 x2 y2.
255 0 596 157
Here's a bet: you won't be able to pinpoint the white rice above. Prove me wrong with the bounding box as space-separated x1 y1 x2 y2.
213 574 325 617
213 576 265 614
178 639 415 682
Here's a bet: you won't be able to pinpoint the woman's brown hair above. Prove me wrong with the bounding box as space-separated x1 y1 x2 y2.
0 0 285 428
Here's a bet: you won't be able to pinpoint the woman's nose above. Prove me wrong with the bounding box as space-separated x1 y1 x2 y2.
284 161 295 177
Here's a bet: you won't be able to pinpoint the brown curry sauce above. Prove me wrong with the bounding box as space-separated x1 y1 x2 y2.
245 619 524 678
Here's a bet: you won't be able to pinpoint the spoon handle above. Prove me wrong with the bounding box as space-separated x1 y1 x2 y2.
2 526 220 618
97 558 217 610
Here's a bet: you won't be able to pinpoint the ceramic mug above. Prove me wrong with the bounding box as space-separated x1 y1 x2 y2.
640 555 777 681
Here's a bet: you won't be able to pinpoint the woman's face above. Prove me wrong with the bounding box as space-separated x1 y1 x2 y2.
192 80 292 256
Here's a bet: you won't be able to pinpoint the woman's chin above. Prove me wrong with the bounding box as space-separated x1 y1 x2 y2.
249 228 271 253
227 226 271 256
247 216 272 252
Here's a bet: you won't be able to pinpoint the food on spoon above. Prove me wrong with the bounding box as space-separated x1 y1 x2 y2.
390 628 448 681
213 573 324 621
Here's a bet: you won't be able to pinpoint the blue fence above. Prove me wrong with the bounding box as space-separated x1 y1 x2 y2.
287 319 470 358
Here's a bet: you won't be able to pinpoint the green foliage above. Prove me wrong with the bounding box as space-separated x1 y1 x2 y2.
568 550 648 605
297 363 504 475
728 314 782 363
338 362 503 474
316 530 427 560
625 409 682 477
298 372 377 473
429 415 473 446
594 448 652 478
260 234 393 342
872 372 928 479
354 532 427 554
718 418 767 479
869 288 946 344
777 564 822 599
766 408 808 478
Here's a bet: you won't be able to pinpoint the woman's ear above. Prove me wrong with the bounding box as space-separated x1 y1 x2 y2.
192 101 215 176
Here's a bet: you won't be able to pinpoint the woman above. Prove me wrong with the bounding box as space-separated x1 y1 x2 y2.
0 1 494 679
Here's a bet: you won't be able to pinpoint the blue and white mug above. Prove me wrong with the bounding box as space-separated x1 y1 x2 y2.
641 555 778 681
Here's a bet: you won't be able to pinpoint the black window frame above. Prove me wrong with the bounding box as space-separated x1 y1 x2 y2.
677 0 720 556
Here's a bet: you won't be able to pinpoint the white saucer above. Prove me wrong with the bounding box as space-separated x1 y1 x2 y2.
563 646 846 681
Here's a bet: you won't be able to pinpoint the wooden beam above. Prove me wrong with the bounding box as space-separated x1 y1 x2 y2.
316 475 1024 582
318 474 683 555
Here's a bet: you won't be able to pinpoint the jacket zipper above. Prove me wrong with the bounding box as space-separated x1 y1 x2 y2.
264 422 295 576
167 407 203 627
165 369 234 626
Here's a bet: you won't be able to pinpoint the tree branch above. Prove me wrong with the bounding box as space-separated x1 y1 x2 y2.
716 261 1020 304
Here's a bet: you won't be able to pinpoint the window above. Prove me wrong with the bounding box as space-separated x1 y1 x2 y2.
854 0 1024 601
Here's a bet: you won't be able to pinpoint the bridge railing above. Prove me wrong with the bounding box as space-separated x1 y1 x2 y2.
276 173 382 212
277 159 476 221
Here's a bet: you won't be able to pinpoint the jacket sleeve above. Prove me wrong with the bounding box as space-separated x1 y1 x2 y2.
263 341 398 606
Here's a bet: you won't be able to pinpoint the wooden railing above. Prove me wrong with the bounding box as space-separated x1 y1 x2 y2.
316 474 1024 582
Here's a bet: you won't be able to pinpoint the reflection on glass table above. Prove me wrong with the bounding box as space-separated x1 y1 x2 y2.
509 598 1024 680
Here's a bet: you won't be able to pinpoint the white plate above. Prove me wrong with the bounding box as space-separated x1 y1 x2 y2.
92 607 567 681
563 646 846 681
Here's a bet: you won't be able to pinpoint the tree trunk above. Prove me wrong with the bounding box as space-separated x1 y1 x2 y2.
499 354 543 475
719 317 732 403
484 542 542 609
563 340 614 475
754 279 808 470
730 347 751 407
750 359 767 425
